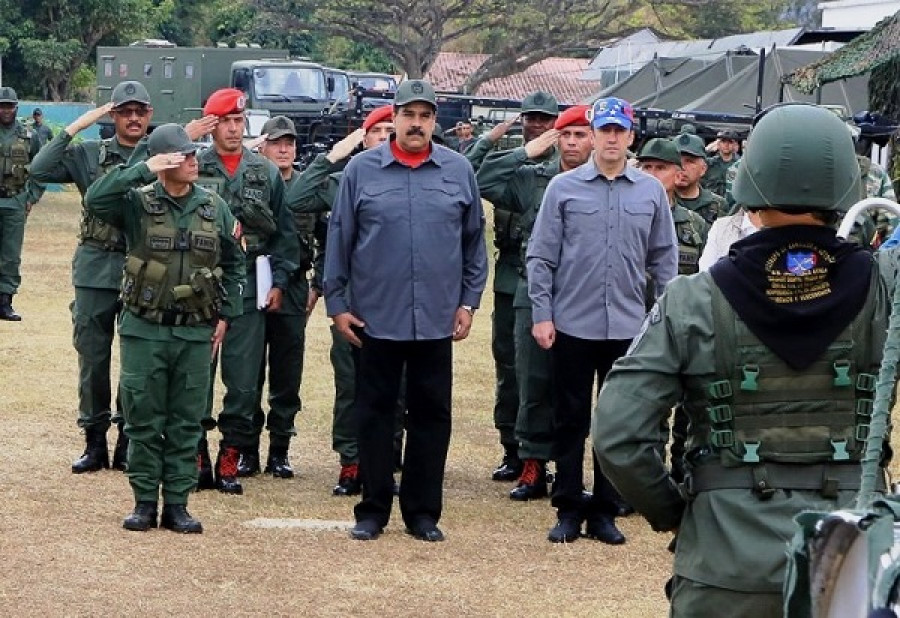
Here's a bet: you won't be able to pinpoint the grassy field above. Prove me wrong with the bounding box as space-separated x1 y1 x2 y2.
2 191 680 616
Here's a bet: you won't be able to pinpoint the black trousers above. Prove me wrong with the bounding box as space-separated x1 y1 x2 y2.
353 333 452 529
550 331 631 520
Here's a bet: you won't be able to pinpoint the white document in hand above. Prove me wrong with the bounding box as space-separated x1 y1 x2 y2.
256 255 272 310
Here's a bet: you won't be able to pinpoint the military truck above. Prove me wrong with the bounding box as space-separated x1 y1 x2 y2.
96 42 338 141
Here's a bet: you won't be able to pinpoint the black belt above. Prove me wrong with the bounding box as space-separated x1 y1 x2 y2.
686 462 886 500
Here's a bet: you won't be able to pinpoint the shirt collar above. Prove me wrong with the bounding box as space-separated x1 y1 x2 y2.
378 136 443 169
576 155 637 182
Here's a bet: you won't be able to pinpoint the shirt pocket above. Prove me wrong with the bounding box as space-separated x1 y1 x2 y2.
563 202 601 238
359 183 407 225
419 177 465 224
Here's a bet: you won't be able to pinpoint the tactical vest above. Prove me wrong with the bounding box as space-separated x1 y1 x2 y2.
0 124 31 198
196 159 275 256
79 139 128 251
674 209 704 276
686 273 881 499
121 185 224 326
293 212 316 271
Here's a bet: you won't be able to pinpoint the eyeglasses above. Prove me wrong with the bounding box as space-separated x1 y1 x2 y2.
113 106 151 118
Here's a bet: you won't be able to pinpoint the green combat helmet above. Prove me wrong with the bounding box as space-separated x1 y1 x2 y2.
732 104 861 212
147 123 199 156
637 138 682 167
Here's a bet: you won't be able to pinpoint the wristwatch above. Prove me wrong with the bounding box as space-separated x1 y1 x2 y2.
461 305 475 316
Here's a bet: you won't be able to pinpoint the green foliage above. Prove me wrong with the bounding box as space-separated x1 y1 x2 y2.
650 1 807 39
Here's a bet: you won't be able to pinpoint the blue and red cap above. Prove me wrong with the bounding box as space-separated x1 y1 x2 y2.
589 97 634 130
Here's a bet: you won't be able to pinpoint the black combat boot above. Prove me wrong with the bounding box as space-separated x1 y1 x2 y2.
215 445 243 495
0 293 21 321
161 504 203 534
333 463 362 496
237 443 261 477
264 443 294 479
491 446 522 482
111 424 129 471
71 428 110 474
196 436 215 491
122 501 158 531
509 459 549 501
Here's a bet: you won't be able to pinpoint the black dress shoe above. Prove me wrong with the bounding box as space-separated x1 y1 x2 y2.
350 520 383 541
111 426 128 471
215 446 244 495
548 518 582 543
161 504 203 534
0 293 21 321
509 459 549 501
407 519 444 542
584 516 626 545
333 464 361 496
491 453 523 482
265 453 294 478
123 501 158 531
237 450 261 477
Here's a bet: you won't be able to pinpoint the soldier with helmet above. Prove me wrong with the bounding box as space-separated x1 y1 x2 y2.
0 86 44 321
192 88 299 495
85 123 245 533
594 103 893 616
31 80 158 475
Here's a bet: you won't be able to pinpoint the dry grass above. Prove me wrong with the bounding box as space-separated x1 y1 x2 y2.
3 192 681 616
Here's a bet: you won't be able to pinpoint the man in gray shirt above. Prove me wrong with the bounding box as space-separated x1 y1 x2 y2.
324 79 488 542
527 96 678 545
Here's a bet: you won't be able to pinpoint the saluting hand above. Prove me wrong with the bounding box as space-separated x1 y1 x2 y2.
487 115 519 144
333 311 365 347
532 320 556 350
145 153 185 173
326 128 365 164
525 129 559 159
185 115 218 141
66 102 114 136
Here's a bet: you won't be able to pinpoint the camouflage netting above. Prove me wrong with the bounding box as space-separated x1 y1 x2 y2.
785 10 900 94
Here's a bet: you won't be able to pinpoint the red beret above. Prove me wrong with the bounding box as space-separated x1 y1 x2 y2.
554 105 591 130
362 105 393 132
203 88 247 117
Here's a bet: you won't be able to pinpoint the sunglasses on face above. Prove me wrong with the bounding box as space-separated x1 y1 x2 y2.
113 106 151 118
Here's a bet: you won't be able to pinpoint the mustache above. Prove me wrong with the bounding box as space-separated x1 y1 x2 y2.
127 122 142 129
406 127 425 136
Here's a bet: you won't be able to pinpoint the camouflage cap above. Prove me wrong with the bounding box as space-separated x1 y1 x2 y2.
637 138 682 168
674 133 707 158
111 81 151 107
394 80 436 108
147 123 198 156
521 91 559 117
262 115 297 140
0 87 18 104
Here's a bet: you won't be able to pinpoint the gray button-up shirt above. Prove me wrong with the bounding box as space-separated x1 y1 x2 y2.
527 158 678 341
324 139 488 341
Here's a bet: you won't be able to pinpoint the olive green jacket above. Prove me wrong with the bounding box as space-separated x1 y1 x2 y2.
676 187 726 226
594 251 895 593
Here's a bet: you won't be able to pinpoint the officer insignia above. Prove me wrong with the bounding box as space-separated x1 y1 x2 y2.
198 204 215 219
125 84 136 96
786 251 817 275
237 95 247 110
411 82 424 94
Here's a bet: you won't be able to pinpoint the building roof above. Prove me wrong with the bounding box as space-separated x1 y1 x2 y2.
424 52 601 105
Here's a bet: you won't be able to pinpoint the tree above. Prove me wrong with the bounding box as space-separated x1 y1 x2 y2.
3 0 165 100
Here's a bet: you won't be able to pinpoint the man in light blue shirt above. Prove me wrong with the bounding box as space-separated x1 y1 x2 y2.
527 96 678 545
